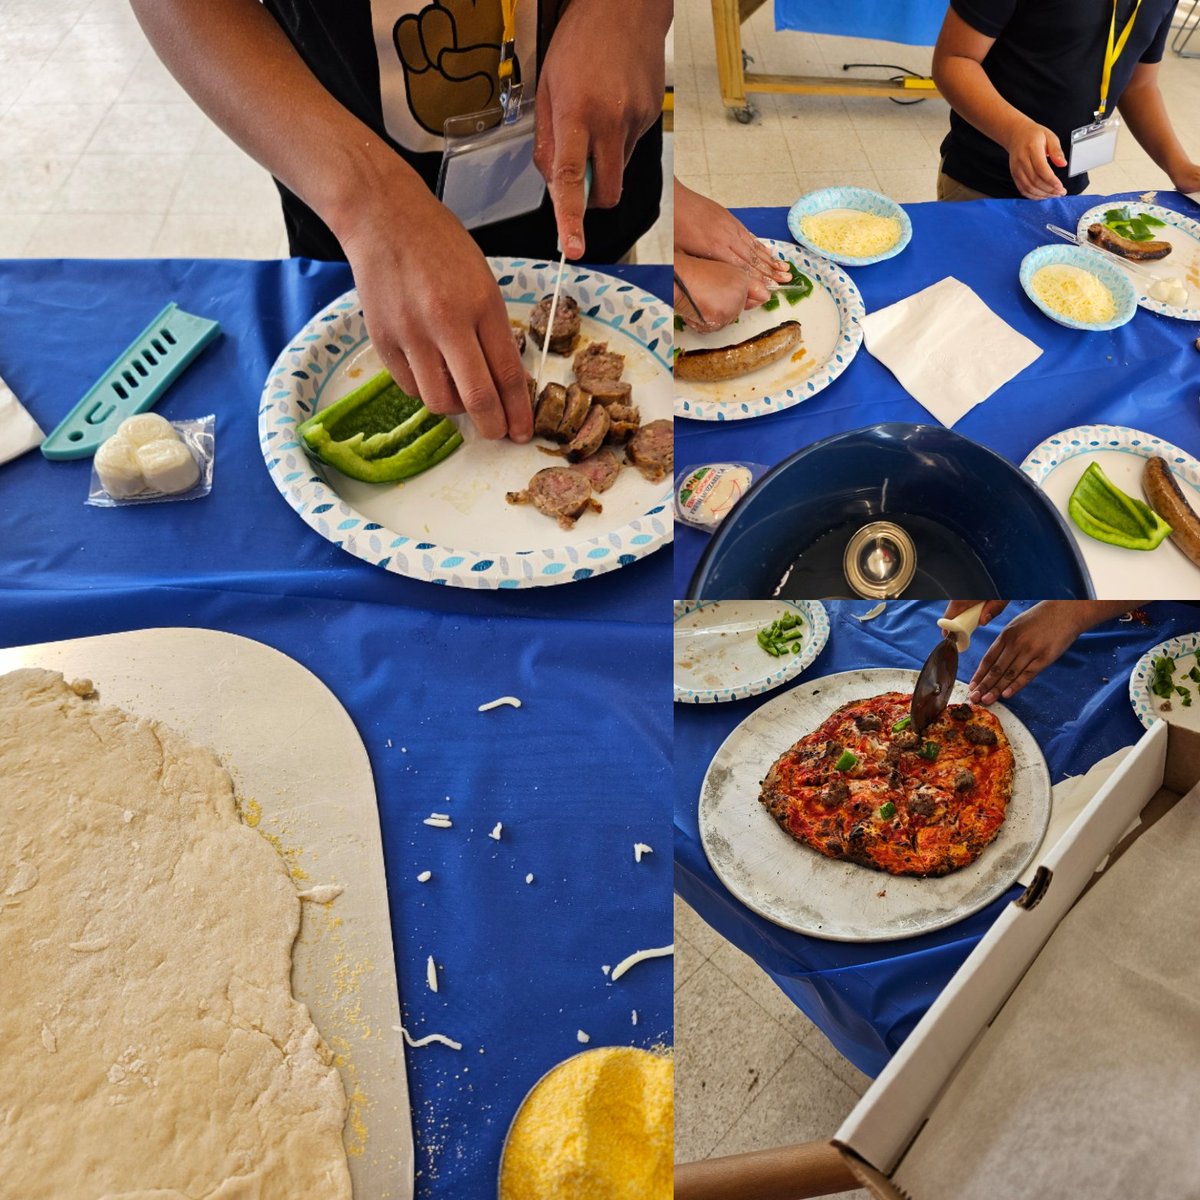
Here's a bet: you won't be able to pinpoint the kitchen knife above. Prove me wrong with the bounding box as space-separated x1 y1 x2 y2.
911 602 985 732
533 163 593 396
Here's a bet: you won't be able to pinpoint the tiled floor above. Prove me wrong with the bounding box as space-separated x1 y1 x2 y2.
0 0 671 263
674 0 1200 207
675 896 873 1199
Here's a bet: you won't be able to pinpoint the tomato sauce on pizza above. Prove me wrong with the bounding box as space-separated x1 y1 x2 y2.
759 691 1013 877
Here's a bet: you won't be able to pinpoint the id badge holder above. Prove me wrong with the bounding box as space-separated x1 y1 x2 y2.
1069 113 1121 178
436 83 547 231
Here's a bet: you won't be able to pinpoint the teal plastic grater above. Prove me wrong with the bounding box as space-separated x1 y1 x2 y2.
41 303 221 460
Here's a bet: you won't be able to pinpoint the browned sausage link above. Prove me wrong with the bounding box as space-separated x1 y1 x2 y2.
1087 223 1173 262
675 321 803 383
1143 456 1200 567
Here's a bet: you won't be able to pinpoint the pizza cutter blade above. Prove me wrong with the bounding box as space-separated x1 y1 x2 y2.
911 636 958 734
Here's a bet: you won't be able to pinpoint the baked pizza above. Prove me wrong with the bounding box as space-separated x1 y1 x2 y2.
759 691 1014 877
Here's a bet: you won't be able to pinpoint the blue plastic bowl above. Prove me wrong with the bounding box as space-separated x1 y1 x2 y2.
787 186 912 266
1019 244 1137 331
687 424 1094 600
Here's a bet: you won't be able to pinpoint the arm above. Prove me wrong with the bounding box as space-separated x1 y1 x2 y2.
674 180 790 284
534 0 672 258
968 600 1142 705
129 0 532 441
1117 62 1200 193
931 7 1067 199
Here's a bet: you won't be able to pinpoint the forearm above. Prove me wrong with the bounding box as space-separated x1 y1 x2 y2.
932 53 1028 149
1037 599 1145 634
129 0 426 238
1118 83 1196 185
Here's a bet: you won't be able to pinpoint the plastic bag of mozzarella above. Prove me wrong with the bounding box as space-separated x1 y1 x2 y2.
674 461 767 532
87 413 214 507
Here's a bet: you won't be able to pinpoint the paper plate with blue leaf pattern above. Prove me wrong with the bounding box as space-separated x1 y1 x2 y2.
259 261 673 589
674 238 864 422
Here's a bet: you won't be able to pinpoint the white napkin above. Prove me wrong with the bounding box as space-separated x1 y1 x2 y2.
861 276 1043 427
0 372 44 465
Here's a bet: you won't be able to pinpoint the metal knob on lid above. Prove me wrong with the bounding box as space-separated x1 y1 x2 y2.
842 521 916 599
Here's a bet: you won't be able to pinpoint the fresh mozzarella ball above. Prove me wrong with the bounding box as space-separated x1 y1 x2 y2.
135 438 200 494
118 412 178 448
94 436 147 498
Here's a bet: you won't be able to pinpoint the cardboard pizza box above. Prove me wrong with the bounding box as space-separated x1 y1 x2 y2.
675 718 1200 1200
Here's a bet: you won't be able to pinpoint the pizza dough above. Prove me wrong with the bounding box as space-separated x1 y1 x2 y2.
0 669 352 1199
760 691 1014 876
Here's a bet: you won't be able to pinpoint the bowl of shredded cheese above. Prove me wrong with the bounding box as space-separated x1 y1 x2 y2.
1019 244 1137 331
787 186 911 266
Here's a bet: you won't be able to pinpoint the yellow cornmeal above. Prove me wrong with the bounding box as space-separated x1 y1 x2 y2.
499 1047 672 1200
1031 264 1116 323
799 208 900 257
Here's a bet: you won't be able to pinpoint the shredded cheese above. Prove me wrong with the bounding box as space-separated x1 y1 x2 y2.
395 1024 462 1051
610 944 674 983
1031 264 1116 323
631 1010 638 1026
525 873 534 884
417 870 432 883
576 1030 590 1044
490 822 503 841
478 696 522 712
633 843 653 863
799 208 900 257
423 814 453 828
426 955 439 993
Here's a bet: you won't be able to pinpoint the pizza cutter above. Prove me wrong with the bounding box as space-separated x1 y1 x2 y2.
911 602 985 732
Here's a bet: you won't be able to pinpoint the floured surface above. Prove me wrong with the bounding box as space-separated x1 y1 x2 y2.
894 778 1200 1200
0 630 413 1199
0 668 350 1199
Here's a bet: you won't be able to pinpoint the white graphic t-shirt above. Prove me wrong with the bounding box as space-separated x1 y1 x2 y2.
371 0 539 153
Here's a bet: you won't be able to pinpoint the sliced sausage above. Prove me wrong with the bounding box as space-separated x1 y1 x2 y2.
555 383 592 441
572 446 622 493
528 294 582 355
1143 456 1200 569
579 377 634 406
533 382 568 439
505 466 601 530
964 724 997 746
625 418 673 483
573 341 624 381
564 404 610 463
675 321 802 383
605 404 641 445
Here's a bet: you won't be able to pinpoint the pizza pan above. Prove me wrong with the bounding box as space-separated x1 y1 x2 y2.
698 668 1052 941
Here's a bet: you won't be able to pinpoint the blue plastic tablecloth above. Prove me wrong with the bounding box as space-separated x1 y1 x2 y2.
675 194 1200 595
674 599 1196 1078
0 258 673 1198
774 0 946 46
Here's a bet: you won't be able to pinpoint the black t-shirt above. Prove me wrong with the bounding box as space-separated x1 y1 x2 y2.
261 0 662 262
941 0 1175 198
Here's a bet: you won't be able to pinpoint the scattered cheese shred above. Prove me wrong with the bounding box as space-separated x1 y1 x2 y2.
489 822 503 841
395 1024 462 1051
478 696 522 712
633 843 653 863
417 871 432 883
576 1030 590 1044
297 884 343 904
426 956 439 993
525 873 534 884
854 601 887 622
631 1010 638 1026
1031 263 1116 324
799 208 900 257
423 815 453 829
610 943 674 983
601 965 611 976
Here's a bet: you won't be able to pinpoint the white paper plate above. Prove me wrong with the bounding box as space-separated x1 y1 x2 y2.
674 238 864 422
259 262 673 589
1075 202 1200 322
673 600 829 704
698 668 1051 941
1130 633 1200 731
1020 424 1200 600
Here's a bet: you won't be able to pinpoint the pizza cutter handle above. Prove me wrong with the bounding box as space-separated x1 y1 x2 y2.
674 1141 861 1200
936 602 986 653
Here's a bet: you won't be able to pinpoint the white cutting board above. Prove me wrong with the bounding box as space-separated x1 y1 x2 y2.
0 629 412 1200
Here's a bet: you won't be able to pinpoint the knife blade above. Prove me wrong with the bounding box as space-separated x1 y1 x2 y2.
533 163 593 396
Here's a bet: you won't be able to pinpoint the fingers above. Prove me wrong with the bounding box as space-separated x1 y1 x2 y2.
439 338 507 440
981 601 1009 625
1045 130 1068 169
969 635 1016 704
1022 131 1067 198
744 277 770 308
590 133 625 211
534 90 589 260
407 345 466 418
479 307 534 443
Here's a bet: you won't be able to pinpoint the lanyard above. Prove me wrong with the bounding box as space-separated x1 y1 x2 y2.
498 0 522 120
1097 0 1142 117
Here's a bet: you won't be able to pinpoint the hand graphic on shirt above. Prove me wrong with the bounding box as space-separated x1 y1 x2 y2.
393 0 512 136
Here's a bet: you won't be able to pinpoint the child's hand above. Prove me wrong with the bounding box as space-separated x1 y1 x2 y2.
967 601 1083 704
1004 119 1068 199
675 253 765 333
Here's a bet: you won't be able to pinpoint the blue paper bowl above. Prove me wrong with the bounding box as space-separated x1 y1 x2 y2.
1018 244 1137 331
787 186 912 266
687 424 1094 600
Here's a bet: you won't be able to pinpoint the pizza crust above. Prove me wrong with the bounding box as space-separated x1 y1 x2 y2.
0 668 352 1199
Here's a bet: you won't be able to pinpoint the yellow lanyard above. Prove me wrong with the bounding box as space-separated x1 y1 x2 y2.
498 0 520 83
1098 0 1143 117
